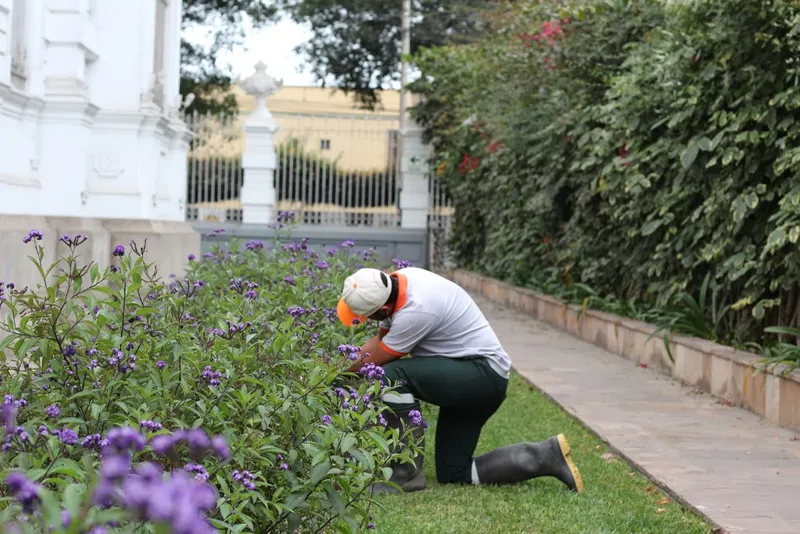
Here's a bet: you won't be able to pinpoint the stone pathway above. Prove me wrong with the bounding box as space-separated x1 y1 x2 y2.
472 293 800 534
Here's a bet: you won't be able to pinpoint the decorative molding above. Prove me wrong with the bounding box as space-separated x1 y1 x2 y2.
84 186 140 196
0 173 42 188
92 153 125 179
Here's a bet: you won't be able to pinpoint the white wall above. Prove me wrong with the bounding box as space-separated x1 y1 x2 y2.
0 0 190 221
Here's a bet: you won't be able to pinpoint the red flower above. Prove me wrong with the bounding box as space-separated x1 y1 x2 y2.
488 141 504 153
543 237 549 244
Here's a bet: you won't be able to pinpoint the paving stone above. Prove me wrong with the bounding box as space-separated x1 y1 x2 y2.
473 293 800 533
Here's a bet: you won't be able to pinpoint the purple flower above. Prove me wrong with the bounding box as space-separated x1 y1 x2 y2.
106 426 146 452
368 523 376 529
112 245 125 257
245 240 264 251
233 469 256 490
45 404 60 419
279 463 289 471
62 344 77 357
327 247 337 256
211 435 231 461
38 425 49 436
359 363 385 380
6 472 41 513
284 275 296 286
409 410 424 426
316 261 329 270
55 427 78 445
188 253 196 261
22 230 43 244
61 509 72 528
245 289 257 300
338 344 361 361
100 453 132 481
393 258 413 269
341 240 355 248
81 433 103 450
2 403 17 433
288 306 311 319
377 414 387 427
157 360 166 370
139 420 163 432
200 366 224 387
184 462 210 483
321 415 333 425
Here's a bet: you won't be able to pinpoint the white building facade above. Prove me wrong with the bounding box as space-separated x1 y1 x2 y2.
0 0 190 221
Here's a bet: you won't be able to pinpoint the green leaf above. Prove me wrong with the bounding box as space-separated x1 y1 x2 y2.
63 483 84 515
641 219 664 237
310 460 331 485
697 137 712 151
711 130 725 149
284 490 306 510
325 485 347 516
339 435 357 453
681 142 699 169
287 512 301 532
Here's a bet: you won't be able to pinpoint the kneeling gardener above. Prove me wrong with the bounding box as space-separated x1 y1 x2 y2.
337 266 584 494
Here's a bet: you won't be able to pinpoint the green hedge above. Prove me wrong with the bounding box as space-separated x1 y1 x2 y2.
410 0 800 350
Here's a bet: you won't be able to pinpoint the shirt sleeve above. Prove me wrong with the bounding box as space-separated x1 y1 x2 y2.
380 311 439 356
378 318 392 337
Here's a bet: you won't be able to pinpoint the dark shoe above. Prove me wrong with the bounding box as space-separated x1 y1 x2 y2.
473 433 584 493
370 405 427 494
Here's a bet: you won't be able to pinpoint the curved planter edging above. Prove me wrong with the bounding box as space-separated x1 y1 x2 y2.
444 269 800 433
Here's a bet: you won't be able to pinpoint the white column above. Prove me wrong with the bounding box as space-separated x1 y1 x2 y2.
36 0 98 217
399 121 431 229
239 62 281 225
0 0 12 86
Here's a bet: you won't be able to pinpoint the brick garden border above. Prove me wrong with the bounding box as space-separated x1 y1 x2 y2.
444 269 800 433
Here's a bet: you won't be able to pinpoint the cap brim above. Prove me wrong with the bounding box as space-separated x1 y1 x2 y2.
337 298 367 327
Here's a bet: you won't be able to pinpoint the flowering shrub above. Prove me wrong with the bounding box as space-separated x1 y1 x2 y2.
411 0 800 352
0 225 420 532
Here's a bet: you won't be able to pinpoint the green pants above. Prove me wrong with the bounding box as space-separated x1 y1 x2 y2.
382 356 509 484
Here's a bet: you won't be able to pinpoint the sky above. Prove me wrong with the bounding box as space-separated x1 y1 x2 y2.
217 17 319 87
185 15 409 90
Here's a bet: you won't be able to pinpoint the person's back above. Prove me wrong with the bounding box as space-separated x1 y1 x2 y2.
384 267 511 379
336 266 583 496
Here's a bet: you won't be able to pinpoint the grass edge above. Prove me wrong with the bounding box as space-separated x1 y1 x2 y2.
513 369 723 534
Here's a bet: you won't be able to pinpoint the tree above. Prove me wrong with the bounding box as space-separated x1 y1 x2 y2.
181 0 279 114
280 0 493 109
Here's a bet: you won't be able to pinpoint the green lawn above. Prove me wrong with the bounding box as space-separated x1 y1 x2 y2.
370 373 712 534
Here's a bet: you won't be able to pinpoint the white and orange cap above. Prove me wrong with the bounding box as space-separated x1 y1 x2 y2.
337 268 392 327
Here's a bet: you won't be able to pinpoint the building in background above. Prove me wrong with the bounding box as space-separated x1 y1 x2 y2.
238 85 402 171
184 84 425 225
0 0 190 222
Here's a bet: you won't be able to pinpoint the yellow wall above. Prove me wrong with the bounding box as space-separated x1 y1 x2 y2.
232 85 409 171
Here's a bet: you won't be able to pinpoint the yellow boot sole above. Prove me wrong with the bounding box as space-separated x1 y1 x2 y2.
557 433 585 494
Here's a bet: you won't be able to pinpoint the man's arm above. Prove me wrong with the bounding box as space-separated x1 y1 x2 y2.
346 334 404 373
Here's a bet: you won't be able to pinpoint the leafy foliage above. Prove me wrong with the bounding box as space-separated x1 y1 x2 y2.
0 226 421 532
181 0 279 114
280 0 492 109
410 0 800 367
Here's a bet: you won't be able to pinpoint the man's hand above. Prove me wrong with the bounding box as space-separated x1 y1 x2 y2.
347 334 405 373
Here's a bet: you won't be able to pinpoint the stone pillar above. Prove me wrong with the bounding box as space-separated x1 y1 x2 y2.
239 61 281 225
399 121 431 230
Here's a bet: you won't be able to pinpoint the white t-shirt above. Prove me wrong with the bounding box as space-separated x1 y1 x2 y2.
378 267 511 379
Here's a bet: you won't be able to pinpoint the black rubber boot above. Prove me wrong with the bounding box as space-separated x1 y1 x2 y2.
473 434 584 493
370 404 426 494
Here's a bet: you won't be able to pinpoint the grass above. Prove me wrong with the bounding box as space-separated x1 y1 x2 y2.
370 373 713 534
